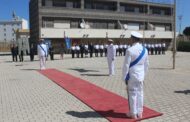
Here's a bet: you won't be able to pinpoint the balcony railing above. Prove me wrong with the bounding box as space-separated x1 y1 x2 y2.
40 7 173 23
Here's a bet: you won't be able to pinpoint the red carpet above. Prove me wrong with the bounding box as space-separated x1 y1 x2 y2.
39 69 162 122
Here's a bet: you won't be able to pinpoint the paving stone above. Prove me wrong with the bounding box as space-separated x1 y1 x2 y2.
0 52 190 121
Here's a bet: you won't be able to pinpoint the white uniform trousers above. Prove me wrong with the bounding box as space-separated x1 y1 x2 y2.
107 59 115 75
40 56 46 70
128 80 143 116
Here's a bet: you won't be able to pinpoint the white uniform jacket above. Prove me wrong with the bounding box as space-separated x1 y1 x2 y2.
122 43 149 82
38 43 47 57
107 44 116 60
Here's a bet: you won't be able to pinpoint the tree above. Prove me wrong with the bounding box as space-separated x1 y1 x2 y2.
183 26 190 36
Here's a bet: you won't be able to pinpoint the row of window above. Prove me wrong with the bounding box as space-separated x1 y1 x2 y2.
2 33 15 36
1 23 20 26
41 0 173 16
2 38 15 41
42 19 171 31
2 28 17 32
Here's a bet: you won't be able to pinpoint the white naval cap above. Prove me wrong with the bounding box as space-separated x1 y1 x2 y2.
108 39 114 42
131 31 143 39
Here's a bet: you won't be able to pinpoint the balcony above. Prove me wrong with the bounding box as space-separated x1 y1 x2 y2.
39 7 173 23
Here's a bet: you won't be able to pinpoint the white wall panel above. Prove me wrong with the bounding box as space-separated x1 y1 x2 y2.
41 28 173 39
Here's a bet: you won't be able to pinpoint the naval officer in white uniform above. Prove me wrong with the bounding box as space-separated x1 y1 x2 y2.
122 31 149 119
107 39 116 76
38 39 48 70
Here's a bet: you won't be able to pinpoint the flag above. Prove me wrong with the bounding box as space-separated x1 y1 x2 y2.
65 37 71 49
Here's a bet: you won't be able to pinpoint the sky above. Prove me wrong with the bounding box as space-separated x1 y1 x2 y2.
0 0 189 33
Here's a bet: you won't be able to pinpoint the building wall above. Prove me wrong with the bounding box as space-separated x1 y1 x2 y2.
29 0 175 52
0 21 22 43
41 28 173 39
21 19 29 29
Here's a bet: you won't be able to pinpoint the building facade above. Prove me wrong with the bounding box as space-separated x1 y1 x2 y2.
0 18 28 43
16 29 30 55
29 0 174 52
0 16 28 52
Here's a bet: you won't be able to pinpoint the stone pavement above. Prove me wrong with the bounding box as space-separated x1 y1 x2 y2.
0 52 190 122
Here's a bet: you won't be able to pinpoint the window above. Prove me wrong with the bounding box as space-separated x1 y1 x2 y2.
108 23 116 29
165 9 172 16
85 2 92 9
4 33 6 36
151 7 161 15
66 1 73 8
42 20 54 28
89 21 108 29
70 21 79 28
42 0 45 6
125 6 135 12
4 28 6 31
165 25 171 31
53 0 80 8
85 0 116 11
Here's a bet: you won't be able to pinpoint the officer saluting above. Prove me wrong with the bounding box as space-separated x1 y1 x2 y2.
38 39 48 70
107 39 116 76
122 31 149 119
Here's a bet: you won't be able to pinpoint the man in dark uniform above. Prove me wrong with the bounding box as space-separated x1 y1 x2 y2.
104 44 108 57
119 44 123 56
11 44 14 62
49 46 54 60
11 44 18 62
19 49 24 62
30 44 35 61
89 43 94 58
151 44 154 55
80 44 85 58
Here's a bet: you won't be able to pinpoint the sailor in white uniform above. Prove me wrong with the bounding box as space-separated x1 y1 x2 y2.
107 39 116 76
38 39 48 70
162 42 166 54
122 31 149 119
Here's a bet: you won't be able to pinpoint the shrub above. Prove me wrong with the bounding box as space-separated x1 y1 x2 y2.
177 41 190 52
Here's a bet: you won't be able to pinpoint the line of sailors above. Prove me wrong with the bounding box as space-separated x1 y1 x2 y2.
71 42 166 58
71 44 130 58
143 43 166 55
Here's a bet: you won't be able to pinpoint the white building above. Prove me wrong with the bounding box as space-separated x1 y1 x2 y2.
0 16 28 43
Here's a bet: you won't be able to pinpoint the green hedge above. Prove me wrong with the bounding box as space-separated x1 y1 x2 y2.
177 41 190 52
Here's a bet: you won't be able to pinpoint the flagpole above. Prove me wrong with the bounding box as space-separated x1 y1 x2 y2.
173 0 177 69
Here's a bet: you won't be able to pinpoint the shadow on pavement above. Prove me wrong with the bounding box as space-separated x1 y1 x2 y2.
4 61 13 63
174 90 190 95
150 67 173 70
21 69 38 71
66 110 128 118
81 74 109 77
69 68 99 73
